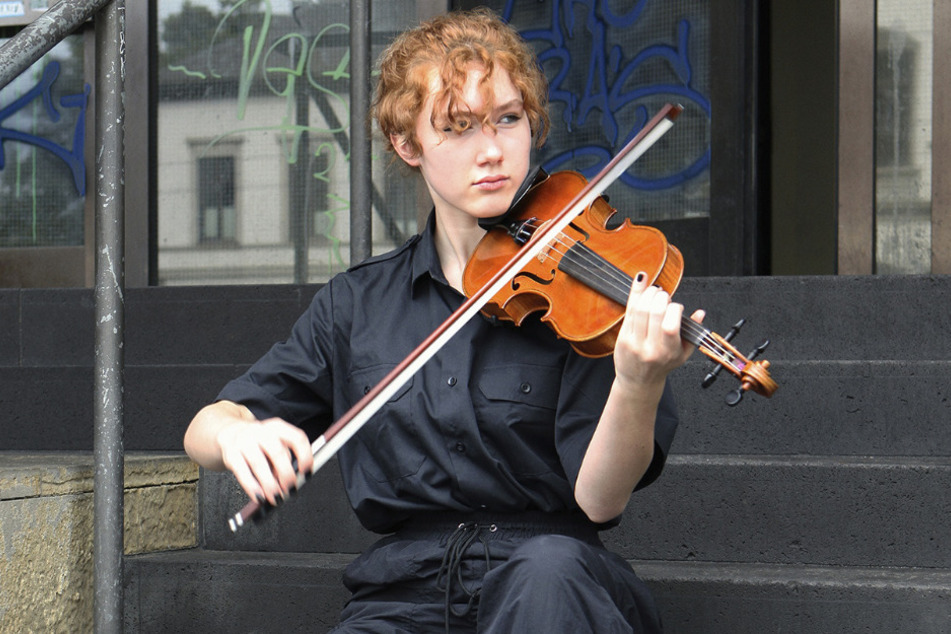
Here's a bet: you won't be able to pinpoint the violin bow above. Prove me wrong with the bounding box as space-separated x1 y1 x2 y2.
228 103 683 531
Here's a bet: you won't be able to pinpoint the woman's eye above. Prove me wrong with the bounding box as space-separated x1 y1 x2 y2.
500 113 522 125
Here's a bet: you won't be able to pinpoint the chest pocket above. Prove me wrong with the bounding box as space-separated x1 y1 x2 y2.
349 364 424 482
477 364 563 476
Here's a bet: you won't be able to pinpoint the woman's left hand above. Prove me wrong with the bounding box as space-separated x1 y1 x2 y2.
613 272 703 393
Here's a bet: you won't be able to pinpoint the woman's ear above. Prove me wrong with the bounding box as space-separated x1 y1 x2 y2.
391 134 420 167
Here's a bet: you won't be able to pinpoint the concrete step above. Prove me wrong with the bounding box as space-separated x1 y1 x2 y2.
6 276 951 453
123 550 353 633
123 549 951 633
7 276 949 369
638 559 951 633
4 356 949 454
616 454 951 569
198 454 951 570
672 275 951 363
670 358 951 456
0 365 239 450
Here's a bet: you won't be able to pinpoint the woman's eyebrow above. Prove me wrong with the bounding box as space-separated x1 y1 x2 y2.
447 98 524 119
493 98 524 112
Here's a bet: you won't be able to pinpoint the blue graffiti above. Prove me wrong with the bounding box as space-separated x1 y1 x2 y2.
502 0 710 191
0 61 89 196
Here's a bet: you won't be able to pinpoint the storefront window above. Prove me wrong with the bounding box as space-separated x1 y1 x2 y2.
875 0 933 273
156 0 429 285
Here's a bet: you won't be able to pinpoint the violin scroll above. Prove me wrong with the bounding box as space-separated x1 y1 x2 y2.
697 321 778 405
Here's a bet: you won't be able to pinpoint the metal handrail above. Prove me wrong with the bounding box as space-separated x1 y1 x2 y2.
0 1 125 632
0 0 111 89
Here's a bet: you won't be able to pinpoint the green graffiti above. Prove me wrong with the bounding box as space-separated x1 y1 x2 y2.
321 192 349 272
311 141 335 182
167 65 207 79
310 141 345 270
164 0 371 273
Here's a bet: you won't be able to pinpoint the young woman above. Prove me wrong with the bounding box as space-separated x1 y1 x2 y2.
184 8 700 632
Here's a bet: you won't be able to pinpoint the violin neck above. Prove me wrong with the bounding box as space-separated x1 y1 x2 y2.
557 241 712 347
552 229 775 399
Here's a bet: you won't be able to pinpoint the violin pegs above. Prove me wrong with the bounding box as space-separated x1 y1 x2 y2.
749 339 770 360
701 366 721 389
725 387 744 406
725 319 746 342
701 318 747 389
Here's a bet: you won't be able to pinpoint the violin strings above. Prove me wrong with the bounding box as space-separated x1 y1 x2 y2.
514 219 739 366
519 219 632 296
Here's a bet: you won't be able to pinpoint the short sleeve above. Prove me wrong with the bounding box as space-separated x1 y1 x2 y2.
216 282 340 439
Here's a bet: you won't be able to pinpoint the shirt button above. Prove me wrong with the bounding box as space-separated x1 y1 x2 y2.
455 442 466 453
447 376 457 387
519 382 532 394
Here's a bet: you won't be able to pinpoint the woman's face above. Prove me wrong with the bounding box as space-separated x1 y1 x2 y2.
394 65 532 225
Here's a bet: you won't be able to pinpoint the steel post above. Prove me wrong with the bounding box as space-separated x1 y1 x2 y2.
349 0 372 264
93 1 126 632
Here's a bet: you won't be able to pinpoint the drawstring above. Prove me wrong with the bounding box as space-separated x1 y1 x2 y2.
435 521 497 633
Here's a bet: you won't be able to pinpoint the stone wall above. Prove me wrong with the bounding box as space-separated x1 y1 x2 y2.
0 452 197 633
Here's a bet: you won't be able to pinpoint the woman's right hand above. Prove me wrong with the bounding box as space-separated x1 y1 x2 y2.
184 401 314 505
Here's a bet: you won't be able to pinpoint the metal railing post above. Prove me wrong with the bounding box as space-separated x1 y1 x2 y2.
93 0 126 631
350 0 372 264
0 1 128 630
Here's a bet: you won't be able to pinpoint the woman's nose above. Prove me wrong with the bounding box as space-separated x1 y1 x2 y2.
477 127 503 163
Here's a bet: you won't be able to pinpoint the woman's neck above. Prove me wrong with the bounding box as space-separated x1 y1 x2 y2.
433 211 486 292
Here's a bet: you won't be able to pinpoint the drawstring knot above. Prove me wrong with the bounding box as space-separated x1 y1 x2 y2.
435 521 497 633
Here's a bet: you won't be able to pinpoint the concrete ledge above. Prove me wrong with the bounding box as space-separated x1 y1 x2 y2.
0 452 198 633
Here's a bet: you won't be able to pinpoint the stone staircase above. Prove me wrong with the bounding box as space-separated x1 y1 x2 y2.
114 276 951 631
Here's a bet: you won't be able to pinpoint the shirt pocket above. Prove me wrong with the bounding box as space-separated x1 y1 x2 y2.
476 363 562 476
348 364 424 482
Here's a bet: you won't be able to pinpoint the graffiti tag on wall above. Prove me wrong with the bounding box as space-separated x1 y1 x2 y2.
502 0 710 192
0 60 89 196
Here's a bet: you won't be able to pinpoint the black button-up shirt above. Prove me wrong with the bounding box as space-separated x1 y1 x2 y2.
218 213 679 533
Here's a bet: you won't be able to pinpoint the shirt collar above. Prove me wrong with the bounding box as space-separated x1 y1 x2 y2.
411 210 449 291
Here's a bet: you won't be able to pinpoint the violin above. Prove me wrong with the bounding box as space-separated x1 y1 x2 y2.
227 103 774 532
462 168 778 404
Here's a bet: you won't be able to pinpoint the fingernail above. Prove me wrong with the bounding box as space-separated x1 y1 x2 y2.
635 272 646 283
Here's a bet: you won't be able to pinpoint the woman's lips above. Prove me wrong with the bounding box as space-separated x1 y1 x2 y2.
474 176 508 191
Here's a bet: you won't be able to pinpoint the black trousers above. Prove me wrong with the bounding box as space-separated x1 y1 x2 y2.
328 512 663 633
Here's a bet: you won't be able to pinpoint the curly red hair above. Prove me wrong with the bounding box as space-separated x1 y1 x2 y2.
373 8 549 160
